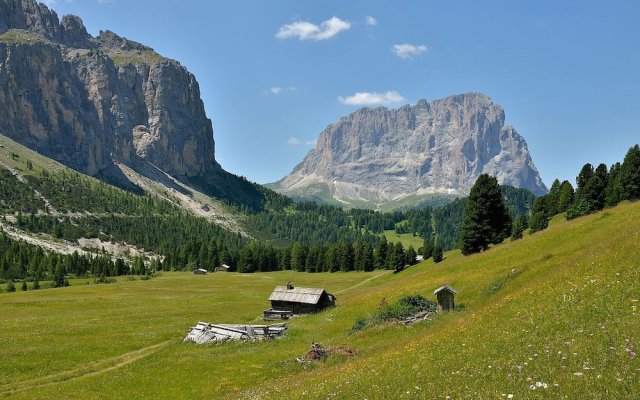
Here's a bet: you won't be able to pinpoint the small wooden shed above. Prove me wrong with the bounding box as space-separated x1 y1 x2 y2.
264 282 335 320
193 268 208 275
215 264 231 272
433 284 457 312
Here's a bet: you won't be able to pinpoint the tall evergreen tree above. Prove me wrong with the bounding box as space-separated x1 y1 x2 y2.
361 243 374 272
460 174 512 255
605 162 623 207
432 243 443 263
620 144 640 200
405 245 417 266
556 180 575 213
422 236 434 259
374 240 388 270
511 214 528 240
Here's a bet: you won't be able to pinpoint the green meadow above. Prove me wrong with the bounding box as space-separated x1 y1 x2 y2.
2 202 639 399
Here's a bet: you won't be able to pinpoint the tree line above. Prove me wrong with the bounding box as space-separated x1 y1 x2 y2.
529 144 640 232
459 144 640 255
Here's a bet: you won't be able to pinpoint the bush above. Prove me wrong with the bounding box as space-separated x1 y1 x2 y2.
351 294 437 332
6 280 16 292
350 316 368 333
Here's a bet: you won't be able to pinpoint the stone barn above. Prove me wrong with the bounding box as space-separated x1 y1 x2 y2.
264 282 335 320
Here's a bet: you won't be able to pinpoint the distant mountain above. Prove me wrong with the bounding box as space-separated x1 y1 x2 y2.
272 93 547 210
0 0 267 210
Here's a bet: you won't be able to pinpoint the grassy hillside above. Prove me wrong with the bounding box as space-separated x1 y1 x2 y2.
1 201 638 398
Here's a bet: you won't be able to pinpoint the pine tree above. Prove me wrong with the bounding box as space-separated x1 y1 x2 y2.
405 245 417 266
361 243 374 272
374 240 388 270
53 263 66 288
6 280 16 292
556 180 575 212
33 279 40 290
620 144 640 200
511 214 528 240
605 162 622 207
460 174 512 255
21 280 27 291
432 243 443 263
422 237 434 259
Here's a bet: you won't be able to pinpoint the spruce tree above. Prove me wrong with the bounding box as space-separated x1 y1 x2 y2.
422 237 434 259
21 280 27 291
620 144 640 200
460 174 512 255
405 245 417 266
6 280 16 292
605 162 622 207
511 214 528 240
432 243 443 263
556 180 575 212
374 240 388 270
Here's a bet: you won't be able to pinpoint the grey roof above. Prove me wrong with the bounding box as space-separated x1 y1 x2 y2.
433 284 458 295
268 286 326 305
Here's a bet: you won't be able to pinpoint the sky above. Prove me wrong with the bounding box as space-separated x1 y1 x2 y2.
44 0 640 187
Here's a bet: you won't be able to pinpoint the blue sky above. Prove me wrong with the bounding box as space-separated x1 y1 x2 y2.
45 0 640 186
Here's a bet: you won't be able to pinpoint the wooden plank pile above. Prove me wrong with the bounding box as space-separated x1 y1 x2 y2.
401 310 434 324
184 321 287 344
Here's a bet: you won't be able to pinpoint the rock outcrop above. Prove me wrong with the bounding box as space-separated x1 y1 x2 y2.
0 0 219 178
275 93 547 209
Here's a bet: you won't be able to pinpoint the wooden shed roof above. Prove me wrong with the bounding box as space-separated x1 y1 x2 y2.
268 286 326 305
433 284 458 295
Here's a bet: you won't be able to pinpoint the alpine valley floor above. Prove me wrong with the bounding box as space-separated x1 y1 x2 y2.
1 202 639 399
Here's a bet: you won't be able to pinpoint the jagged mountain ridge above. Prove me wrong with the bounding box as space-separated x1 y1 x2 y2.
274 93 547 209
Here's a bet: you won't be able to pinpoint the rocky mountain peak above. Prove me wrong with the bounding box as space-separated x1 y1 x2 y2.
0 0 219 180
275 93 547 209
60 14 91 48
0 0 61 40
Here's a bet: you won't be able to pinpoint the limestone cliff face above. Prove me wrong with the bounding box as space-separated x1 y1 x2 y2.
277 93 547 208
0 0 218 177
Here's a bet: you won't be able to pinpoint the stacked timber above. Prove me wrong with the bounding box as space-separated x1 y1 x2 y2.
184 322 287 344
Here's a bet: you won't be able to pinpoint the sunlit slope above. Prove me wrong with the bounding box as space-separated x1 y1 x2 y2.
243 202 640 399
1 201 638 399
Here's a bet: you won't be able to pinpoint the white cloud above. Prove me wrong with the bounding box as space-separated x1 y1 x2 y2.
305 139 317 146
267 86 297 95
365 16 377 26
276 17 351 41
392 43 427 59
286 137 301 145
338 91 405 106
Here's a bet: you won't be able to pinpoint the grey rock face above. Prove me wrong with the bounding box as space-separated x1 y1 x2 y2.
277 93 547 207
0 0 219 178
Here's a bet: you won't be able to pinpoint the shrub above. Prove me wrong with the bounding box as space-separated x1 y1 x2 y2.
6 280 16 292
351 294 437 332
350 316 368 333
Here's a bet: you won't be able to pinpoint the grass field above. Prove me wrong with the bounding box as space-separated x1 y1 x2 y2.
1 202 639 399
384 229 425 249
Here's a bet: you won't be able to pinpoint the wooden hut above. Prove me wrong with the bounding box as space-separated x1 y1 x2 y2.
433 284 457 312
193 268 208 275
264 282 335 320
214 264 230 272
